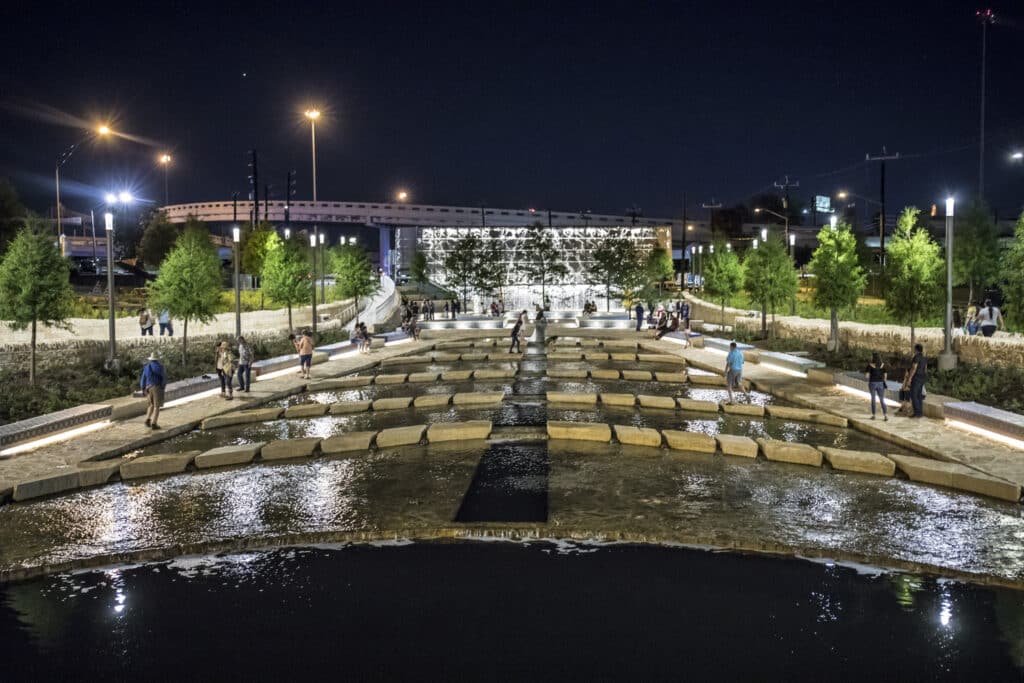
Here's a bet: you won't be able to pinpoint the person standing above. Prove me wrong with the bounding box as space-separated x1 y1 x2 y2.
216 341 236 400
139 308 154 336
158 309 173 336
297 329 315 379
965 300 979 335
236 336 254 393
139 352 166 429
975 299 1005 338
509 310 525 353
635 302 644 332
680 301 690 330
865 352 888 421
444 301 450 319
725 341 748 404
453 299 460 318
902 343 927 418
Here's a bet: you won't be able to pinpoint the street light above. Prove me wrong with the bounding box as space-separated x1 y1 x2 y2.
232 226 241 338
830 215 838 230
318 231 326 304
159 154 172 205
396 190 409 202
752 239 759 250
939 197 957 370
1012 151 1023 161
283 227 291 240
754 207 788 246
104 212 118 370
309 232 318 333
760 227 768 241
56 124 112 237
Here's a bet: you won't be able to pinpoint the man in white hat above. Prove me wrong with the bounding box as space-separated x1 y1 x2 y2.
139 352 167 429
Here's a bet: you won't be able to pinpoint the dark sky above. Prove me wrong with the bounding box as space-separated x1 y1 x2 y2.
2 0 1022 220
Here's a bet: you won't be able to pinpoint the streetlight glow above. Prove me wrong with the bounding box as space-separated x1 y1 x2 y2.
789 234 796 246
284 228 291 239
118 191 133 204
1012 151 1024 161
752 239 759 249
232 226 240 242
160 153 172 164
318 232 325 245
396 190 409 202
760 227 768 241
830 215 838 230
946 197 955 216
304 109 321 120
104 212 113 231
837 191 849 199
105 193 117 204
309 234 317 247
97 125 111 136
686 224 694 231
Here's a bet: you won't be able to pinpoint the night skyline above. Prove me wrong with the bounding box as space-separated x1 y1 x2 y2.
2 0 1023 220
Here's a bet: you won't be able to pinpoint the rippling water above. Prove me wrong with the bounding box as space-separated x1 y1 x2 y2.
1 541 1022 680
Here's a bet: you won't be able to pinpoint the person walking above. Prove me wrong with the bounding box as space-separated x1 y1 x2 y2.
965 300 979 335
138 308 154 336
865 352 888 421
975 299 1005 338
236 336 254 393
158 309 173 336
902 343 927 418
635 302 644 332
509 310 525 353
444 301 450 319
725 341 749 404
216 341 236 400
297 329 315 378
139 352 166 429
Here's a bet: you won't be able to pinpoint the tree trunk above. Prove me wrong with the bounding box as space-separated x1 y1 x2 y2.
761 302 767 338
29 318 36 385
721 300 726 326
287 304 293 332
182 318 189 364
829 307 839 351
770 305 776 339
355 294 361 326
606 283 611 312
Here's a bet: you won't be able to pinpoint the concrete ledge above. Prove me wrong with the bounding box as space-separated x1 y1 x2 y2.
201 407 284 430
104 396 149 421
0 403 113 449
376 425 426 448
473 369 516 379
453 391 505 406
329 400 372 414
663 430 716 453
600 393 636 407
12 470 81 501
765 405 847 428
77 460 123 487
613 425 663 448
413 394 453 408
716 434 758 458
601 340 637 350
547 392 598 405
120 450 200 480
369 338 386 349
654 371 688 383
721 403 765 417
688 374 726 386
546 421 612 442
548 352 585 361
460 352 489 362
819 447 895 476
382 355 431 367
309 376 372 390
441 370 473 381
889 453 1021 502
407 372 440 383
621 370 652 381
583 352 610 361
194 443 264 469
372 397 414 411
757 351 825 373
637 354 687 365
432 352 462 362
284 403 329 419
547 369 589 379
806 368 838 385
373 373 408 385
944 401 1024 442
611 353 638 362
590 369 621 380
676 399 721 413
757 438 822 467
637 395 677 410
427 420 493 443
260 438 321 461
321 431 377 454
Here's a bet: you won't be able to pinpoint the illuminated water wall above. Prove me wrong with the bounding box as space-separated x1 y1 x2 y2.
419 226 664 313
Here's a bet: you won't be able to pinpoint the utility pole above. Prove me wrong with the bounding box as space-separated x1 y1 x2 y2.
263 184 270 223
285 171 296 225
681 192 687 285
774 176 800 244
701 200 722 239
248 150 259 229
865 148 900 274
626 206 643 226
977 8 996 199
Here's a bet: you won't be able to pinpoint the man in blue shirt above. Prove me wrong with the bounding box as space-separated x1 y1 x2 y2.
140 353 167 429
725 341 748 404
635 302 644 332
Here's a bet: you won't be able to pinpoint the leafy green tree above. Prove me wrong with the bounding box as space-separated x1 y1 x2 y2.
807 219 866 351
885 207 943 350
954 200 1000 304
261 234 311 331
331 244 380 325
147 224 223 364
521 225 568 307
1001 212 1024 327
137 210 179 269
443 233 483 309
241 221 277 282
410 249 429 286
590 231 643 311
744 236 798 338
0 226 76 383
702 243 744 323
645 246 675 293
476 241 509 303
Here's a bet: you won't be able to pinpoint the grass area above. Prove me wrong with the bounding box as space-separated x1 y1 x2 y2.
719 288 945 328
0 327 350 425
66 288 353 319
755 337 1024 416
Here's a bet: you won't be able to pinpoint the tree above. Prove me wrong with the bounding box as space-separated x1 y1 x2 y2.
954 200 1000 304
443 233 483 309
147 224 223 364
807 219 866 351
702 244 744 323
646 246 675 293
241 221 276 282
261 234 311 331
410 249 429 286
521 225 567 308
1001 211 1024 327
332 244 380 325
0 226 76 384
476 241 508 303
137 210 179 269
744 236 798 338
885 207 943 350
591 231 636 311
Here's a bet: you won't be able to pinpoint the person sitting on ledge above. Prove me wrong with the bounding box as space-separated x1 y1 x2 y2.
655 313 679 340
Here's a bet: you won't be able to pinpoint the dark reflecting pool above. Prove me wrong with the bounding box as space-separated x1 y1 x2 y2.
2 541 1022 680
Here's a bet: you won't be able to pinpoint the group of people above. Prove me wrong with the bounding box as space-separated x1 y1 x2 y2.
214 336 256 400
353 323 373 353
489 300 506 317
863 344 929 420
581 301 598 316
957 299 1006 338
287 330 316 379
138 308 173 336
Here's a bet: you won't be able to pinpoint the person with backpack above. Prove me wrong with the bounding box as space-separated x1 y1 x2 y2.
509 310 525 353
864 352 888 421
139 353 166 429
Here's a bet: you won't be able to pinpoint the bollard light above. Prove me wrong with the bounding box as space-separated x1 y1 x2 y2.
318 232 325 245
789 234 796 246
232 226 240 242
104 212 113 231
752 239 759 249
760 227 767 241
310 234 317 247
284 228 291 239
830 215 838 230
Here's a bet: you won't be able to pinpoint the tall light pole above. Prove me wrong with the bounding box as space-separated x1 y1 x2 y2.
977 9 996 199
232 226 242 338
159 154 172 205
55 124 111 237
789 233 797 314
104 212 118 370
318 231 326 304
754 207 789 246
939 198 958 370
309 233 318 333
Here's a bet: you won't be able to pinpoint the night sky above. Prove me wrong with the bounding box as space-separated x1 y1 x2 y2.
2 0 1022 220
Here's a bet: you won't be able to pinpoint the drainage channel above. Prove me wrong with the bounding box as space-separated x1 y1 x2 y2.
454 440 549 523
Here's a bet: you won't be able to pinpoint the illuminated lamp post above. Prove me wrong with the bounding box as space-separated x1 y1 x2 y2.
56 124 111 237
159 153 172 205
310 233 318 333
233 227 241 338
104 212 118 370
938 197 957 370
319 231 326 303
789 233 797 314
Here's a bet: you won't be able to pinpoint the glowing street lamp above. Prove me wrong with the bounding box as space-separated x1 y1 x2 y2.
754 207 788 246
56 123 112 237
318 231 326 304
760 227 768 241
752 239 759 250
104 212 117 368
283 227 291 240
309 232 318 333
232 227 242 338
939 197 957 370
396 190 409 202
830 215 838 230
159 153 172 205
